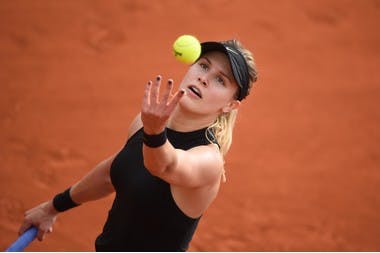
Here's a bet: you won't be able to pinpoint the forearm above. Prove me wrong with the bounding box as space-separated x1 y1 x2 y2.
69 156 115 204
70 172 114 205
143 139 178 176
140 75 185 176
52 154 116 213
19 156 115 239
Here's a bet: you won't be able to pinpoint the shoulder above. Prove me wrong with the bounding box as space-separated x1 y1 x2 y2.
182 143 224 186
190 143 223 169
189 143 222 161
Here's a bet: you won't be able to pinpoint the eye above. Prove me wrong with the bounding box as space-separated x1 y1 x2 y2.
216 76 225 85
199 62 209 71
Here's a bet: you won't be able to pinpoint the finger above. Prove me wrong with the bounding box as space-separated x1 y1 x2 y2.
142 81 152 109
37 223 52 241
41 223 53 234
37 229 45 241
166 89 185 114
162 79 174 105
150 75 161 104
19 222 32 235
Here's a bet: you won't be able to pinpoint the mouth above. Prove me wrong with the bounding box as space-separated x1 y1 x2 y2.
187 85 202 98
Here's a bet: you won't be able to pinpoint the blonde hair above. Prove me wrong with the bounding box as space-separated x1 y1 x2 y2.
207 39 258 156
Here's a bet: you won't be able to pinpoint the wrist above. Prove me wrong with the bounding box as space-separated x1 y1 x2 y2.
52 187 80 212
143 128 167 148
45 200 59 215
142 126 165 135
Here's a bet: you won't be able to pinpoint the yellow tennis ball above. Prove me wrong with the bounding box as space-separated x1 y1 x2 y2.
173 35 201 64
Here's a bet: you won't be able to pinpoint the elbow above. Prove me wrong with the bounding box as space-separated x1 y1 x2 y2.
144 161 167 177
143 146 179 177
104 175 115 193
149 168 164 177
144 159 177 177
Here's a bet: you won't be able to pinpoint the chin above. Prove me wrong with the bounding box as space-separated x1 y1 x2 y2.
179 97 220 118
178 96 205 114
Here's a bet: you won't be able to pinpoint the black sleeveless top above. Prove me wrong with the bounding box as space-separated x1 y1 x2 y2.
95 127 217 251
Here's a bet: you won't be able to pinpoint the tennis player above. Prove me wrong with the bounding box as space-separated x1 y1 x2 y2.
19 39 258 251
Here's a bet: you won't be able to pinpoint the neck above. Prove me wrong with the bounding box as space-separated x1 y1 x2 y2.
167 106 217 132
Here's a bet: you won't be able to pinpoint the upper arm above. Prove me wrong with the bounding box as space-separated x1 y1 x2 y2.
155 144 224 188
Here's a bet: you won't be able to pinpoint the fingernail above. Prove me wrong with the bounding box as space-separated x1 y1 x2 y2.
156 76 161 81
148 81 152 85
168 80 173 85
180 89 185 95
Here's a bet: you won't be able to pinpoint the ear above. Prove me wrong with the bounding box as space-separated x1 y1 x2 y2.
222 100 241 113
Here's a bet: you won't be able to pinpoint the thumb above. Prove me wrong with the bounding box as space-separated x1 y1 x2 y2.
18 222 31 236
37 223 52 241
37 228 45 241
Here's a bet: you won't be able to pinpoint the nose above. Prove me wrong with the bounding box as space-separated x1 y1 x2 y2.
198 76 208 87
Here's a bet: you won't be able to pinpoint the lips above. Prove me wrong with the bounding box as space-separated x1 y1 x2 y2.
187 85 202 98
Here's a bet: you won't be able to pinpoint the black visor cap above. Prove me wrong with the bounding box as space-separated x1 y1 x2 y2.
200 42 250 101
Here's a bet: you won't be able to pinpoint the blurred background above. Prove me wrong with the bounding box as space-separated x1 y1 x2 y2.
1 0 379 251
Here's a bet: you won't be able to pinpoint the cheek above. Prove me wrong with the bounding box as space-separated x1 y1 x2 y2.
204 89 232 110
208 85 236 102
179 72 191 88
179 66 201 86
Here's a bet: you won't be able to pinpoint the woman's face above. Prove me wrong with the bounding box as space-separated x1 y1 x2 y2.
178 51 240 116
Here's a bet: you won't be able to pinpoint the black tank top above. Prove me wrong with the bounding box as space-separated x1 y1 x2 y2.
95 127 218 251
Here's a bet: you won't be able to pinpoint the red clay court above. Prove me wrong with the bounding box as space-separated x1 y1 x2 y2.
1 1 379 251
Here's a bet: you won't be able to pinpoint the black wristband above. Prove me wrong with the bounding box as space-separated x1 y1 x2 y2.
143 129 167 148
53 187 80 212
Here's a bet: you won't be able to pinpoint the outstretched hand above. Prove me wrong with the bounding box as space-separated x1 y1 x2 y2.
141 75 185 134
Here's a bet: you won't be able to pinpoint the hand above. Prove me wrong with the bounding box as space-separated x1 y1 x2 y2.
19 201 58 241
141 75 185 134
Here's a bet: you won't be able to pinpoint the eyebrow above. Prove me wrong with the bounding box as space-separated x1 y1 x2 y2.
203 56 232 83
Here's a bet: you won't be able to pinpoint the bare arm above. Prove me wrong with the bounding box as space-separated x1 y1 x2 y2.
141 76 223 188
18 111 147 241
144 139 223 188
70 154 116 204
19 153 117 241
70 111 147 203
